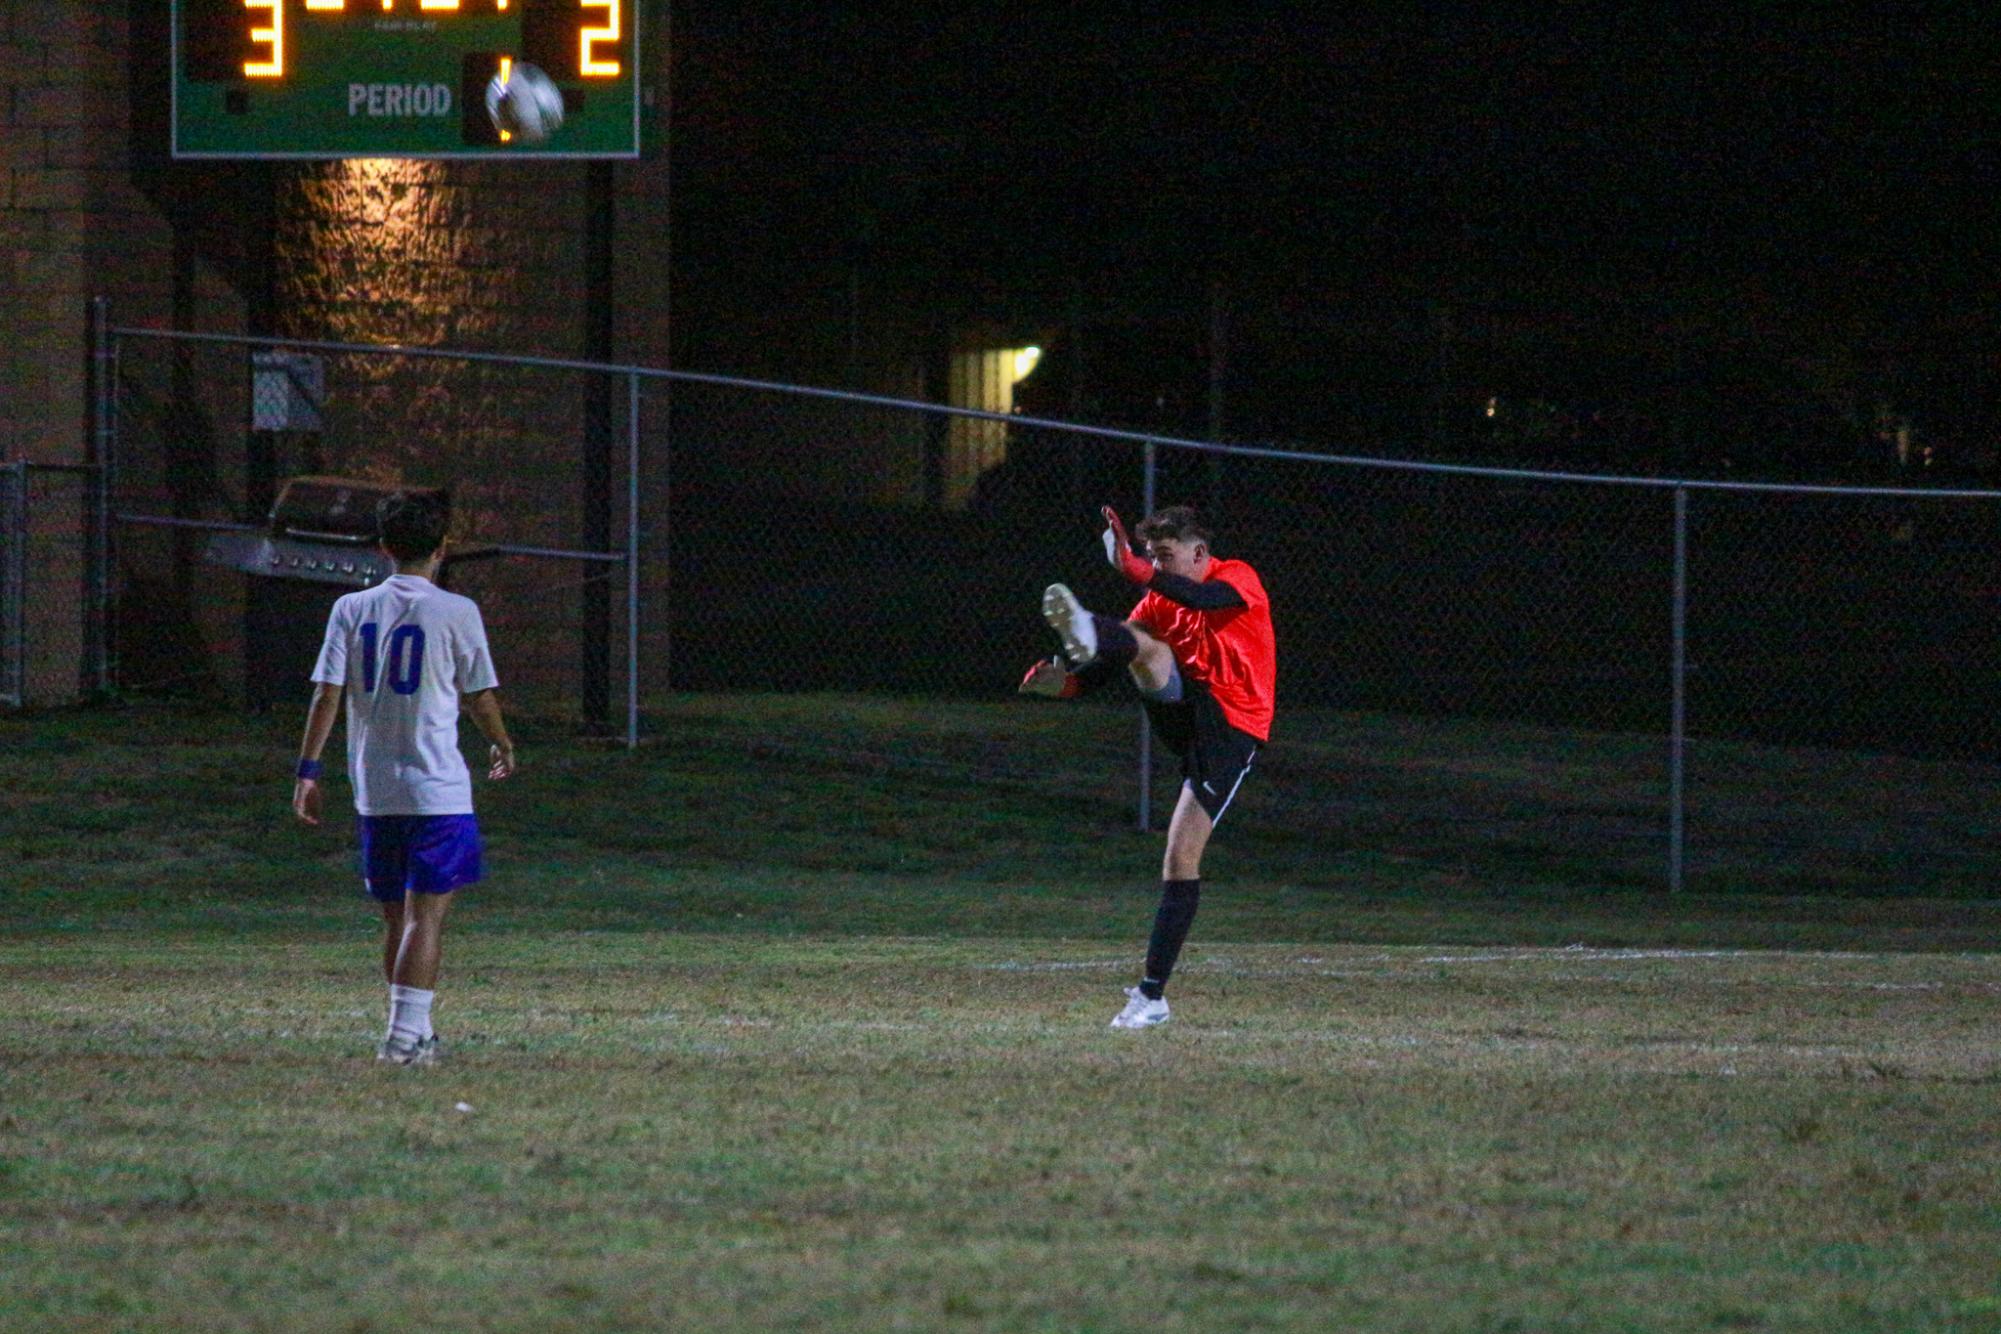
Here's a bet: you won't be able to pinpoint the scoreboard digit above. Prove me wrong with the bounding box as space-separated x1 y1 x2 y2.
172 0 643 158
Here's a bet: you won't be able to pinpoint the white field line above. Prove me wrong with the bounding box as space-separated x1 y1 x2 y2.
969 950 2001 990
630 1013 929 1032
1420 948 1768 963
12 1012 1980 1067
984 944 2001 970
1537 975 1987 992
562 1021 1885 1056
1389 945 1989 963
979 959 1133 973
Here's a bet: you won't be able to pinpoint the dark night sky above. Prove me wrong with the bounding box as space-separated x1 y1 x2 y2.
676 8 1990 291
667 6 1996 451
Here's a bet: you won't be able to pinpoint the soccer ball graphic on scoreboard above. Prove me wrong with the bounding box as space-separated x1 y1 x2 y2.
485 62 566 144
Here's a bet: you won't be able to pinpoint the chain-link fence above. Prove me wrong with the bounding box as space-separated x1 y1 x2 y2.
0 463 98 710
106 323 635 728
82 306 2001 896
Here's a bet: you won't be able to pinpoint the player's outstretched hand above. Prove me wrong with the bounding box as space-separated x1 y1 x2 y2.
488 742 517 780
1018 656 1080 699
1101 506 1154 584
292 778 322 826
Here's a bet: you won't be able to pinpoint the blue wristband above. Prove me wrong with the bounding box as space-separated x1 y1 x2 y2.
296 758 323 780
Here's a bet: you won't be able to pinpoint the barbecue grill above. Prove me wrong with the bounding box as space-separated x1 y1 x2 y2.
203 476 492 587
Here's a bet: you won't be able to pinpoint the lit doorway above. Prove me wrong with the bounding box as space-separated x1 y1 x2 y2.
944 344 1040 507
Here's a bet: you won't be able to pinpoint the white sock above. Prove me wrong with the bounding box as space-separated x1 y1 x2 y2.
388 985 435 1044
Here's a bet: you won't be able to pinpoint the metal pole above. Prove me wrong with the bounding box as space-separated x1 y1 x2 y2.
582 164 616 733
88 296 114 695
656 378 672 697
626 370 641 749
1669 485 1689 894
656 0 673 704
2 462 24 708
1137 440 1158 831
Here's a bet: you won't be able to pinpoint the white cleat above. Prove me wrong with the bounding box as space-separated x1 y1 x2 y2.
377 1034 440 1066
1109 986 1170 1030
1042 583 1099 666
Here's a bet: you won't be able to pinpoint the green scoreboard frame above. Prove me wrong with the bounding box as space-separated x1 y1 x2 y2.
172 0 643 159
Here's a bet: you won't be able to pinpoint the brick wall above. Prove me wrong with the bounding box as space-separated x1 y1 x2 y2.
3 5 179 701
2 1 670 710
5 6 151 463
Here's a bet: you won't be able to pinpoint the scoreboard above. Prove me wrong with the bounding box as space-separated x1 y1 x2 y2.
172 0 644 159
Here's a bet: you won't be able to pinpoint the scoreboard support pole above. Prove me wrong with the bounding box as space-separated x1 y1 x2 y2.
582 161 616 734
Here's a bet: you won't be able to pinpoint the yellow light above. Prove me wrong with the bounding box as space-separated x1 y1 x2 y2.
304 0 344 10
580 0 621 75
419 0 461 9
243 0 284 77
1012 346 1042 383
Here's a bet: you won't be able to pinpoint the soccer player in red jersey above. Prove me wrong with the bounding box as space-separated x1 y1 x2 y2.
1020 505 1277 1029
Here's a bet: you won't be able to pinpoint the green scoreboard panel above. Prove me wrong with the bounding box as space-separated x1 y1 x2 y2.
172 0 642 158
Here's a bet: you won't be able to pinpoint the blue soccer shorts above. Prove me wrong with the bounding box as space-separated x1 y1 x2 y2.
357 814 483 901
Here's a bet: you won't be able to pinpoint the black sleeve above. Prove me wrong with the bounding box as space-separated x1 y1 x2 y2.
1072 656 1124 693
1145 570 1247 611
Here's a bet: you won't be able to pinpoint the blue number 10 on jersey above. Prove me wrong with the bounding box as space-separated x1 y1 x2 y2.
359 623 426 696
311 574 499 819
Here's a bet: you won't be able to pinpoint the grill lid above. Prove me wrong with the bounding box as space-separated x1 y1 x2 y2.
201 475 480 589
267 475 446 545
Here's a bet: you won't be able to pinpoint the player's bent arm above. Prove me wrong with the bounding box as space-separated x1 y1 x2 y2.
1019 654 1128 698
465 688 517 779
1018 656 1081 699
1143 570 1247 611
1100 506 1156 585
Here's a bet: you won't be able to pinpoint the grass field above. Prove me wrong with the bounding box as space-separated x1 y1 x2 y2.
4 697 2000 1331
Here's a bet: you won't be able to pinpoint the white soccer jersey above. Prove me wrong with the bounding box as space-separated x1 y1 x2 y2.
310 574 500 816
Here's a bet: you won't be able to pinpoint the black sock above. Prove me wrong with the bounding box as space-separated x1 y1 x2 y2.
1092 615 1140 671
1140 878 1201 999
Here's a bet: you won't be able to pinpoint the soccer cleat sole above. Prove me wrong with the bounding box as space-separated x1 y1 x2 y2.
1042 583 1098 666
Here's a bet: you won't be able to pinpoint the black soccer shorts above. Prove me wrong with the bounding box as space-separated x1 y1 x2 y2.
1144 675 1261 824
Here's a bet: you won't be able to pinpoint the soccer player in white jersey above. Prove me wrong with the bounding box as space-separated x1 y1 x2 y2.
290 490 516 1066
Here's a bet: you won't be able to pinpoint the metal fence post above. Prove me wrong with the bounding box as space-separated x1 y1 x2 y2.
655 375 672 697
88 296 115 696
626 370 641 748
1 462 24 708
1669 484 1689 894
1137 439 1158 831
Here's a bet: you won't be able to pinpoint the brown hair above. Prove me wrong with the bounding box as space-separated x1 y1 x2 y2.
376 489 452 562
1136 505 1213 547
